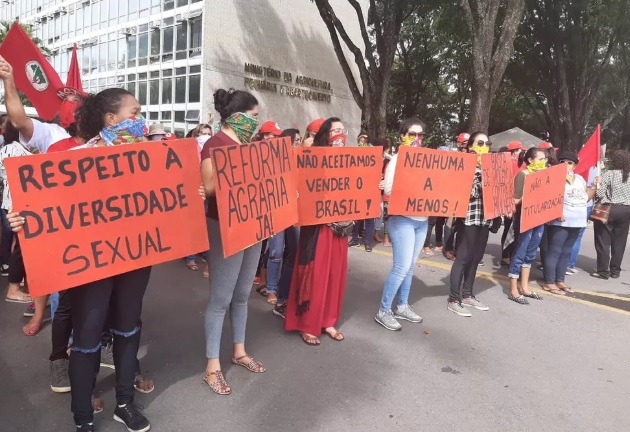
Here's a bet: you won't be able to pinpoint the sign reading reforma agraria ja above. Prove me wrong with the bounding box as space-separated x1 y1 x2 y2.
388 147 477 217
294 146 382 225
210 137 298 258
5 139 209 297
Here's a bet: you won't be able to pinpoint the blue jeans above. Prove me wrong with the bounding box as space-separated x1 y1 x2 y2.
266 227 299 295
0 209 12 267
508 223 545 279
379 216 428 311
568 206 592 268
543 225 581 284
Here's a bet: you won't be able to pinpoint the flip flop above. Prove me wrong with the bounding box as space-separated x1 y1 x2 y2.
300 333 320 346
324 329 345 341
23 322 42 336
5 295 33 304
557 285 574 293
538 282 566 296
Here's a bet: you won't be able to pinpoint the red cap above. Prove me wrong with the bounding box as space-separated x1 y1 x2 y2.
457 132 470 143
259 121 282 136
163 132 177 140
538 141 554 149
507 141 525 151
307 118 325 133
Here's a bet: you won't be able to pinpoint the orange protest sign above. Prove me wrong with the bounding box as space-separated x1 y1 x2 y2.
388 147 477 217
294 146 382 225
210 137 298 258
5 139 209 297
481 153 516 219
520 164 566 232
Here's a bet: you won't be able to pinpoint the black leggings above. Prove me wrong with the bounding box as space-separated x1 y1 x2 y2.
50 290 73 361
8 237 25 284
69 267 151 426
424 217 445 247
449 223 489 301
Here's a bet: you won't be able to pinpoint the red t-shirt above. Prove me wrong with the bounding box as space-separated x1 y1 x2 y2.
200 131 239 220
46 137 82 153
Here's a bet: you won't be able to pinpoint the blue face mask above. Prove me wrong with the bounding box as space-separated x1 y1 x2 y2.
100 114 147 146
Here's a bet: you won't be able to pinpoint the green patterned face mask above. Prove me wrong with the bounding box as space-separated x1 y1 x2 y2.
224 112 259 144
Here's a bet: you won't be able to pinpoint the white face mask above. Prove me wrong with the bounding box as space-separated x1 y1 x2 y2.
196 135 211 147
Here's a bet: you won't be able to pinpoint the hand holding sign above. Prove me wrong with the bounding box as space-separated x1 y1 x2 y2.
294 146 382 225
211 137 298 258
5 139 209 297
520 164 566 232
388 147 477 217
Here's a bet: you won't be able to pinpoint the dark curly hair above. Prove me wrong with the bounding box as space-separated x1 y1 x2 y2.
213 89 258 121
610 150 630 182
75 88 134 141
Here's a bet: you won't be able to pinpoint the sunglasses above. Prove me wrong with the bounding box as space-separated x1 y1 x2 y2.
406 132 426 138
476 140 492 146
561 160 575 166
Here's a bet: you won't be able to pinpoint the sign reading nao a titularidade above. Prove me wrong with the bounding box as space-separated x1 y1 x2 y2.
5 139 209 297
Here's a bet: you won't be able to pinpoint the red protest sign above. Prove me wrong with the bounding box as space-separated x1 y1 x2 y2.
520 164 566 232
481 153 516 219
210 137 298 258
294 146 382 225
0 22 64 120
5 139 209 297
388 147 477 217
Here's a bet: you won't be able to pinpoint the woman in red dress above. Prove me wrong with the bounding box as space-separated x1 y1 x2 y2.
284 117 350 345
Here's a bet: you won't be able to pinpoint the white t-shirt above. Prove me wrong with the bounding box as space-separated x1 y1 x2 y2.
19 119 70 154
384 153 428 222
0 142 34 210
550 174 588 228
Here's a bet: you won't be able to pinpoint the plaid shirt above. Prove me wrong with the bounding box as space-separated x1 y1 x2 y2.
596 169 630 205
464 167 493 227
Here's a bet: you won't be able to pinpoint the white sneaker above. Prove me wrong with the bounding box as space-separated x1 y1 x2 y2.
447 301 472 317
462 296 489 311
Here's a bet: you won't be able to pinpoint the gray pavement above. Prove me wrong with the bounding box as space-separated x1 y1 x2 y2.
1 226 629 432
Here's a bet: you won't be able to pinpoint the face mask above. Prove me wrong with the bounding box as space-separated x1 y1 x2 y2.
196 135 210 147
100 114 147 146
470 145 489 164
149 135 164 141
225 112 259 144
328 133 346 147
527 160 547 173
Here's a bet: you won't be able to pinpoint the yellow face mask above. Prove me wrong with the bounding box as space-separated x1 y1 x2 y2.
400 135 416 147
527 160 547 173
470 145 489 164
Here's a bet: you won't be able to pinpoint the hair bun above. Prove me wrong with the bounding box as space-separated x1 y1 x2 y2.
213 89 230 117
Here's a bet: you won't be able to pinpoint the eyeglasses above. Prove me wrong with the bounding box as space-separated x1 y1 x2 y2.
406 132 426 139
561 160 575 167
477 140 492 146
329 128 348 135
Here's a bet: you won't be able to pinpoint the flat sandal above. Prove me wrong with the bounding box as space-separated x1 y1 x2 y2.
232 355 266 373
203 370 231 395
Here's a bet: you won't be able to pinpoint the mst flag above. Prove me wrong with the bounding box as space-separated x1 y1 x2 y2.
0 22 64 120
575 125 600 179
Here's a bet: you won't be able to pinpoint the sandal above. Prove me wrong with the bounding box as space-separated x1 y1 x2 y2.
508 294 529 305
556 284 574 293
266 293 277 305
5 294 33 303
23 321 42 336
186 262 199 271
231 355 266 373
92 396 103 414
324 328 344 341
539 282 566 296
134 376 155 394
301 332 321 346
256 286 268 296
522 292 543 300
203 370 231 395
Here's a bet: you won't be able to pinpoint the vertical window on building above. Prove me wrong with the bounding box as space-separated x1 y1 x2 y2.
150 80 159 105
139 0 150 18
55 15 61 35
138 81 147 106
81 47 90 74
150 28 160 63
161 78 173 104
189 16 202 58
128 82 136 98
162 26 174 61
178 0 188 6
100 0 108 28
109 0 118 26
127 35 137 67
60 51 68 75
61 12 68 37
108 40 117 71
74 8 82 36
90 44 98 72
129 0 139 19
151 0 161 13
163 0 175 11
188 74 200 103
92 0 99 31
119 0 128 17
117 38 127 68
99 42 107 73
149 112 159 121
138 31 148 66
175 22 187 60
84 3 91 29
175 76 186 103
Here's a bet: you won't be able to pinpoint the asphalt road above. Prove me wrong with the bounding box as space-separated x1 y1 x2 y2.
1 225 629 432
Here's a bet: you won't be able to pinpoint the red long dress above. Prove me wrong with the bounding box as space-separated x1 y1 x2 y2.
284 225 349 336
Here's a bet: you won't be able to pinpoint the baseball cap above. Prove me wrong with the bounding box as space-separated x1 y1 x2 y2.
307 118 325 133
457 132 470 143
259 121 282 136
507 141 525 151
538 141 554 149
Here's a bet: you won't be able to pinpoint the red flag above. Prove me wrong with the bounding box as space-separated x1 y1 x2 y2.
66 44 83 93
0 22 64 120
575 125 600 179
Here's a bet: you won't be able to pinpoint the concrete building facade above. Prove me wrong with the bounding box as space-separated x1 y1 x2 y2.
0 0 363 138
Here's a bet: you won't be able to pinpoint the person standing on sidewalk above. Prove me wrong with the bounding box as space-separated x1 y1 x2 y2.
447 132 493 317
375 118 428 331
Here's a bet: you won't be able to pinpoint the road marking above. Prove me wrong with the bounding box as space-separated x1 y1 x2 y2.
366 248 630 316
